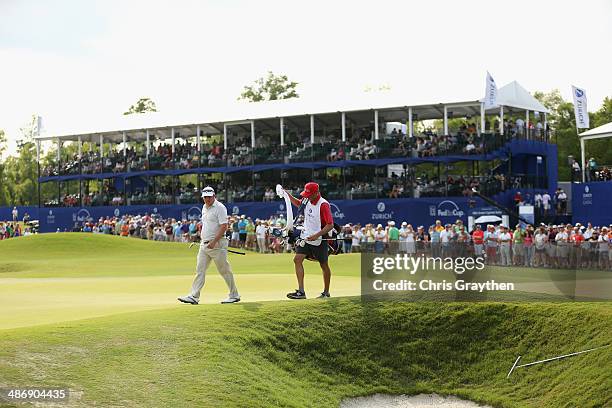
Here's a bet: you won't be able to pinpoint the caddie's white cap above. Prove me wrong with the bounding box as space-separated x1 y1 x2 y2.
201 186 215 197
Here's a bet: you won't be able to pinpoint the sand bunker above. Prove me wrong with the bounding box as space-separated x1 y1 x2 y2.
340 393 492 408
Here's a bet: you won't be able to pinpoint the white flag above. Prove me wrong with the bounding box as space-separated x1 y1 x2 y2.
36 116 43 137
483 71 498 109
571 86 589 129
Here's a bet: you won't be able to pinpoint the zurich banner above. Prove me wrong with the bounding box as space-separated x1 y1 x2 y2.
572 182 612 227
37 197 485 233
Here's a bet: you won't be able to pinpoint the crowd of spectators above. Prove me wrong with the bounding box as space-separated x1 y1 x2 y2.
38 211 608 271
335 219 612 270
0 210 36 240
42 116 552 179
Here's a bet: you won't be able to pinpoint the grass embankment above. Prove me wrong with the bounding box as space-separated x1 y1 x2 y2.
0 300 609 407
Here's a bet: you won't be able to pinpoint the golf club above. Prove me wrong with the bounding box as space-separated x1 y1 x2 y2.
189 241 246 255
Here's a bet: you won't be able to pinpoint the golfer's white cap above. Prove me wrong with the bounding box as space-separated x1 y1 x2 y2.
201 186 215 197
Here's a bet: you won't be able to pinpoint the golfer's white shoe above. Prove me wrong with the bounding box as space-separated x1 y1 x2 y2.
177 295 198 305
221 297 241 304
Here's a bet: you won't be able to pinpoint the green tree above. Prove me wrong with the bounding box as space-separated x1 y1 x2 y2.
533 89 564 129
0 129 10 205
592 96 612 127
239 71 299 102
3 116 39 205
123 98 158 115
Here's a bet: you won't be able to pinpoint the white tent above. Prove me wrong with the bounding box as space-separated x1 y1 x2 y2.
474 215 502 224
578 121 612 181
495 81 550 114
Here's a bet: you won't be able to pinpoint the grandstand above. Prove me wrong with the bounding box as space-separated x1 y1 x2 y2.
34 81 557 232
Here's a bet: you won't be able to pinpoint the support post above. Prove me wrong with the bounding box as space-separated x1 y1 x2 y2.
500 105 504 135
580 137 586 183
408 107 413 138
36 139 41 208
341 112 346 142
374 110 379 140
223 124 228 150
196 125 201 153
280 118 285 146
146 130 150 159
443 105 448 135
480 102 485 136
56 138 61 173
171 128 175 156
123 132 127 157
251 120 255 148
310 115 315 144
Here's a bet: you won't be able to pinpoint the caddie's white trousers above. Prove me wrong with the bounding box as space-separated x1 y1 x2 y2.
190 239 239 300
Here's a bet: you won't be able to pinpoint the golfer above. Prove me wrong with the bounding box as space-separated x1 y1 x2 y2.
178 186 240 305
284 182 334 299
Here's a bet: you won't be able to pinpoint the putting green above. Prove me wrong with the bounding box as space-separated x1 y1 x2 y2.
0 234 362 329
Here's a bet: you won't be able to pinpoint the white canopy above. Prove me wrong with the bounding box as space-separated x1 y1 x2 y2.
490 81 550 114
474 215 502 224
578 121 612 182
579 121 612 139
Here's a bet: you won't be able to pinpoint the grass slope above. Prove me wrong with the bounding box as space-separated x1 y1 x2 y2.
0 300 610 407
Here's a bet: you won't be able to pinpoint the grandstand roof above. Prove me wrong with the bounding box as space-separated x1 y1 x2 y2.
35 81 547 144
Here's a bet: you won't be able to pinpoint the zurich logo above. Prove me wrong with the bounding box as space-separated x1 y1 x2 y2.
575 89 584 98
49 210 53 215
114 208 120 217
377 202 386 212
232 206 240 215
153 207 158 213
584 185 590 193
279 203 285 211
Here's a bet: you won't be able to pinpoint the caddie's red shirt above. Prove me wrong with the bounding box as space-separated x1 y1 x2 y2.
472 230 484 244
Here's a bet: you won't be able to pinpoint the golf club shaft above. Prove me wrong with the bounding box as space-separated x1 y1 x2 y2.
189 242 246 255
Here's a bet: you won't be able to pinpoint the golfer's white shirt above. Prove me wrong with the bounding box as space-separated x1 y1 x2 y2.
201 200 228 242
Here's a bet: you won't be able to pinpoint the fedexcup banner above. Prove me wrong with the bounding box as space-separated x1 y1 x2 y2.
483 71 498 109
572 85 589 129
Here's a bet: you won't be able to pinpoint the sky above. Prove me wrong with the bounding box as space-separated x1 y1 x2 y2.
1 0 611 156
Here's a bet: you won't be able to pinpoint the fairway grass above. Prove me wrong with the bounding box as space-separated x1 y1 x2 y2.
0 234 361 329
0 234 610 407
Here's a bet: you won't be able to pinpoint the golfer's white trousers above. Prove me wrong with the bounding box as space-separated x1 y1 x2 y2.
191 239 239 300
